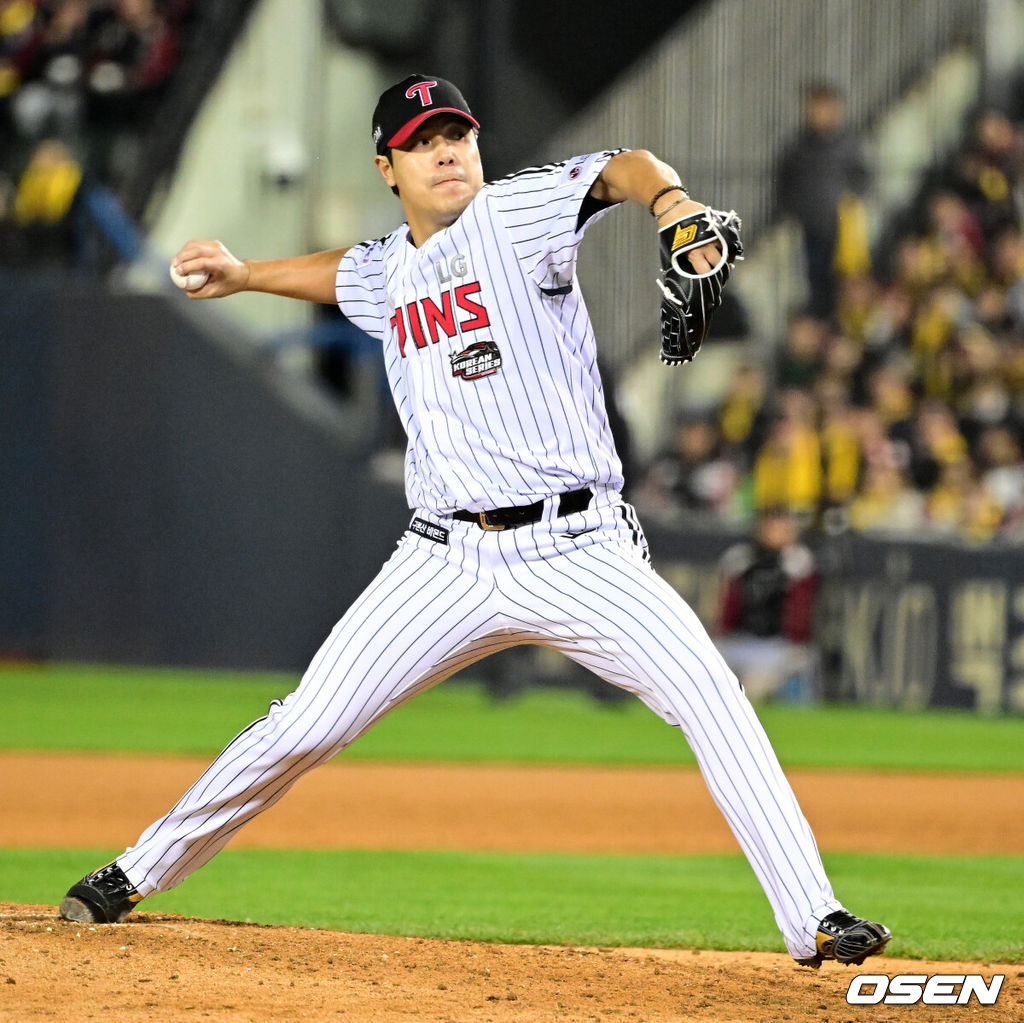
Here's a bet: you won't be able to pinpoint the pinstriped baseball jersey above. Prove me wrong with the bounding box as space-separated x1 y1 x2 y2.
336 151 625 515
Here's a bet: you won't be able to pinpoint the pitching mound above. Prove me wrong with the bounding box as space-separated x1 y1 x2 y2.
2 904 1019 1022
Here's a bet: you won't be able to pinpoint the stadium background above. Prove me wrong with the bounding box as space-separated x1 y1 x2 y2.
3 0 1024 712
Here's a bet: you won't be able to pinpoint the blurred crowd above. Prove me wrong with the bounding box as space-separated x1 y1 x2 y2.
0 0 193 261
641 95 1024 545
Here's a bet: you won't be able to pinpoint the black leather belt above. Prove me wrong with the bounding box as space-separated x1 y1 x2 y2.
453 487 593 531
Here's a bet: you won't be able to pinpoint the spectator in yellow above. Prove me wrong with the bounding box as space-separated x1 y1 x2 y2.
718 364 768 458
867 361 915 431
893 236 946 299
815 376 862 507
913 399 969 471
14 138 82 225
926 459 1002 542
911 285 962 400
14 137 80 225
848 454 925 534
752 389 822 518
835 275 879 345
923 190 988 297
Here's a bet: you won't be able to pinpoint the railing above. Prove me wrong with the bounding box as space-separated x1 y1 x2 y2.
535 0 987 371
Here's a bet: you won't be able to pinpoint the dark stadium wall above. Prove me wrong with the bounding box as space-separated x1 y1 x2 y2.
0 269 410 670
0 276 51 658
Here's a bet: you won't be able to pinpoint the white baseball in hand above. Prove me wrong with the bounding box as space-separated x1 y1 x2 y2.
169 262 210 291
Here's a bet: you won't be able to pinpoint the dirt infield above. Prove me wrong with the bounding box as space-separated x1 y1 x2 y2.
2 752 1023 1022
5 751 1024 854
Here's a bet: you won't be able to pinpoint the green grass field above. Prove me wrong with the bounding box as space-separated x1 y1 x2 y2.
4 849 1022 963
3 662 1023 771
3 663 1023 961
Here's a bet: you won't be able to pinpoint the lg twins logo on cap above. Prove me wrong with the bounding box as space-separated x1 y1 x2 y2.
406 80 438 106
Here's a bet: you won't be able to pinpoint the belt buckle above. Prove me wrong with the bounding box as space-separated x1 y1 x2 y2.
478 511 505 531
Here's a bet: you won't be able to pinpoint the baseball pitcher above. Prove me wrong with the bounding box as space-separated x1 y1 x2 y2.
60 74 890 969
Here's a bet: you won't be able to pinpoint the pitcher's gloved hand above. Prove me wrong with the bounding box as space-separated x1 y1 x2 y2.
656 207 743 366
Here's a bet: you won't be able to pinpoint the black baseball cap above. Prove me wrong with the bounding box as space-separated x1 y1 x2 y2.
372 74 479 155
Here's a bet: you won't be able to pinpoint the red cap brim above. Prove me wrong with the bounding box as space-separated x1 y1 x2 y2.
387 109 480 148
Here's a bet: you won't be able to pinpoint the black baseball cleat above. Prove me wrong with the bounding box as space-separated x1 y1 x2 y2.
795 910 891 968
59 862 144 923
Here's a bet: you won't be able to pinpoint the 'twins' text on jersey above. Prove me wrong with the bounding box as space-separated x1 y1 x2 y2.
335 150 625 516
389 273 491 357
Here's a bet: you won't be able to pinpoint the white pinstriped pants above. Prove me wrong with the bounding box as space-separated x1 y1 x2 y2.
119 494 841 958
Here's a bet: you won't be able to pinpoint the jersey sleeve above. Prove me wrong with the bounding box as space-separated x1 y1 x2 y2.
486 149 625 290
335 238 389 341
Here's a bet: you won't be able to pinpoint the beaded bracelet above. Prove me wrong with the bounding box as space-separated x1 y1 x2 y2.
648 184 689 217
